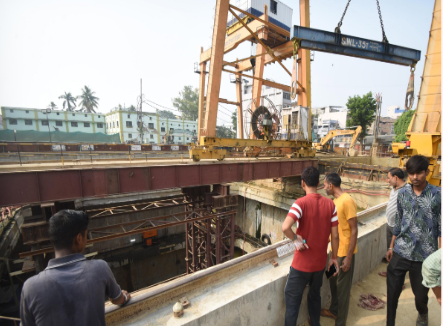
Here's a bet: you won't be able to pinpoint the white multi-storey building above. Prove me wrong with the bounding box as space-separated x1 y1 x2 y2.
105 108 197 144
386 105 405 119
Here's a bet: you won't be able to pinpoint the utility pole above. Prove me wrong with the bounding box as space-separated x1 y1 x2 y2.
137 79 144 144
371 93 382 157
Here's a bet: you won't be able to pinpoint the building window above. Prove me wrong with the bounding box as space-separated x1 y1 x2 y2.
97 123 103 128
270 0 277 14
98 115 101 118
187 137 189 140
57 112 60 115
150 134 153 139
24 119 32 125
148 123 154 129
56 121 63 127
116 121 119 127
42 120 49 126
179 137 181 140
162 122 164 125
161 127 165 132
10 110 13 113
84 122 90 127
283 92 290 100
186 124 188 127
85 114 87 117
128 133 132 138
113 122 115 128
126 121 133 127
128 114 130 118
178 124 181 127
71 122 78 127
25 110 29 114
149 117 152 120
9 119 17 125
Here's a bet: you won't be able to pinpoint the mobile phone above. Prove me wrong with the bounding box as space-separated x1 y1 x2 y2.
325 264 337 279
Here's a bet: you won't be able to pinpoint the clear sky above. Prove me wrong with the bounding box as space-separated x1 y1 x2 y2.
0 0 435 126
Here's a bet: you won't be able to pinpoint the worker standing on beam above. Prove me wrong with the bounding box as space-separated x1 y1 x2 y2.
20 210 131 326
282 166 340 326
385 155 441 326
321 173 358 326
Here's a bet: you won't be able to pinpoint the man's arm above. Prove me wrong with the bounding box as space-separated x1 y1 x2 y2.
20 287 36 326
110 290 131 305
327 225 340 276
282 215 296 241
387 192 403 261
341 217 357 272
102 261 132 306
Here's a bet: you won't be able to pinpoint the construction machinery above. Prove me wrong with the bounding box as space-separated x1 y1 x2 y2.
396 0 441 186
191 0 421 162
163 129 197 145
314 126 362 156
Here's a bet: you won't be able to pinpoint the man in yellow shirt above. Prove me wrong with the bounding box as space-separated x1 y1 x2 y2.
321 173 358 326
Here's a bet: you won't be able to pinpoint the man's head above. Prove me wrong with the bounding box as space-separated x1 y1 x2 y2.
324 173 341 196
405 155 430 187
387 168 405 188
301 166 320 192
49 210 89 253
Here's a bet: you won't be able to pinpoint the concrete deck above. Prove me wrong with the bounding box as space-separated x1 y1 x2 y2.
321 263 441 326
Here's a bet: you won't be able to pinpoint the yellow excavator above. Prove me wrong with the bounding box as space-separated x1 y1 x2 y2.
396 0 441 186
314 126 362 156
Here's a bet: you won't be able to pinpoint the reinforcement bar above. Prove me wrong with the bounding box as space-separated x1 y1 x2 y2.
0 159 317 206
291 26 421 66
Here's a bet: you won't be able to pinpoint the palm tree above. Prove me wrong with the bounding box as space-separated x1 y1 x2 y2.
47 102 58 110
59 92 77 111
78 86 99 113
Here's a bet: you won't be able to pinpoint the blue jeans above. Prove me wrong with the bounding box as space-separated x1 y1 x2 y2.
284 266 324 326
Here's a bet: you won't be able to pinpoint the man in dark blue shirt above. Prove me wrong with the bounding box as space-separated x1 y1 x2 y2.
20 210 131 326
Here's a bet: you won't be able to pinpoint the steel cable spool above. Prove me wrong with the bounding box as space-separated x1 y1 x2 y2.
251 106 272 139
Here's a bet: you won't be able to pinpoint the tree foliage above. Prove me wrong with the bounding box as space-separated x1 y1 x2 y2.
346 92 377 146
394 109 415 142
231 111 237 132
128 105 137 112
216 125 236 138
172 86 198 120
77 86 99 113
47 102 58 110
157 109 176 119
59 92 77 111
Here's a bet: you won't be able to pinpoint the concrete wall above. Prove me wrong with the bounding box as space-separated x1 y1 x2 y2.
107 205 389 326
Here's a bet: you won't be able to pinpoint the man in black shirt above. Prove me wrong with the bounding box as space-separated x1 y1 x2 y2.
20 210 131 326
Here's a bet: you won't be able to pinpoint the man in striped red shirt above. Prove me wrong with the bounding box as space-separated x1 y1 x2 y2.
282 166 340 326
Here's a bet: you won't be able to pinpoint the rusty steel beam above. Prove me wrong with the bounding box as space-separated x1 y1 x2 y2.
19 209 237 258
0 159 317 207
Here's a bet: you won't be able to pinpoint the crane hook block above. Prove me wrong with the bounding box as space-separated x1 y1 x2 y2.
405 66 415 110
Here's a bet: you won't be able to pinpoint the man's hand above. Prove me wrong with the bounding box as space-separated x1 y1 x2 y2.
328 258 339 276
294 236 309 251
111 290 132 306
386 249 393 262
341 256 352 272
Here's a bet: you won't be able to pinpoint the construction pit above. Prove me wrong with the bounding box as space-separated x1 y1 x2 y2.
0 155 440 325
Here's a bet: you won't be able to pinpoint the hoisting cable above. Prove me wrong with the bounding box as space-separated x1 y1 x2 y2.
405 64 416 110
376 0 389 43
334 0 352 34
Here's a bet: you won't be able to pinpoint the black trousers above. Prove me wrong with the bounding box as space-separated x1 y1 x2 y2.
386 252 429 326
284 266 324 326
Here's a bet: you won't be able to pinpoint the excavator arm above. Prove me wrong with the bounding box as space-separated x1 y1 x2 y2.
315 126 362 156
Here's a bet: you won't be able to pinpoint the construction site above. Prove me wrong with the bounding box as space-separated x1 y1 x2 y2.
0 0 441 325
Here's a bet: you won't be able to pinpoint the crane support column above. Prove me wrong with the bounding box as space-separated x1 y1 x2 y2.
298 0 312 141
235 61 244 138
201 0 230 138
197 47 207 140
250 5 268 139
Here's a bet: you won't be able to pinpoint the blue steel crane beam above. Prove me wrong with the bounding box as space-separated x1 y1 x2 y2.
291 26 421 66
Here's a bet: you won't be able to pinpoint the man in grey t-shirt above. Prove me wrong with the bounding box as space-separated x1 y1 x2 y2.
20 210 131 326
380 168 405 272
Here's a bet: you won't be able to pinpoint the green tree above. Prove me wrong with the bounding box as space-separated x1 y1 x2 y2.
59 92 77 111
394 109 415 142
47 102 58 110
172 86 198 120
216 125 236 138
346 92 377 149
78 86 99 113
128 105 137 112
231 111 237 132
157 109 176 119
